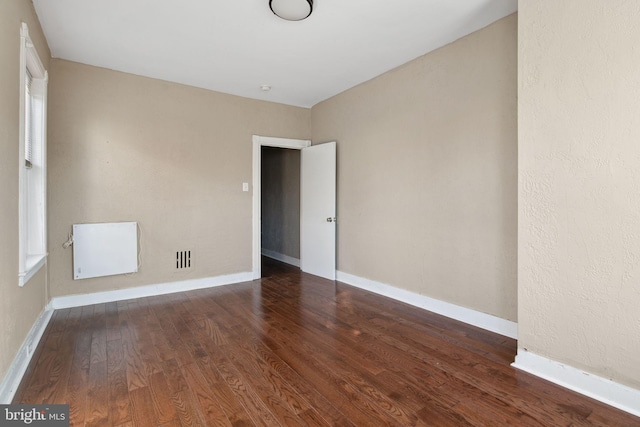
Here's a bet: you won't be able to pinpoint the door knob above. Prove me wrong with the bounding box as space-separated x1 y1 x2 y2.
326 217 336 223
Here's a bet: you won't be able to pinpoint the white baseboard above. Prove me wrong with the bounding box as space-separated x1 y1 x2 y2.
336 271 518 339
50 271 254 309
512 350 640 417
261 249 300 268
0 306 54 404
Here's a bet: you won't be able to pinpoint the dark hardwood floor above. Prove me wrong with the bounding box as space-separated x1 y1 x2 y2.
14 258 640 426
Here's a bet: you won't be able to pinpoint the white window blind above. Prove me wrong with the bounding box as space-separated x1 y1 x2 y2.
25 69 33 168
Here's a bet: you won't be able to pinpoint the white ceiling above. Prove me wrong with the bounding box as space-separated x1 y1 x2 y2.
33 0 517 108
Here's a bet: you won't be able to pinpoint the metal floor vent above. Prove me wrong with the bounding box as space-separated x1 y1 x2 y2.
176 250 191 269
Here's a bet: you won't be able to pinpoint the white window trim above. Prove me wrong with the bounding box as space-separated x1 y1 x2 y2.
18 23 48 287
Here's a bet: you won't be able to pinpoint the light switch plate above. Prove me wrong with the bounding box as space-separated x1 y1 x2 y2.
242 182 249 192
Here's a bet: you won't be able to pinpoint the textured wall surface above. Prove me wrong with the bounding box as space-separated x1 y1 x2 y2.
0 0 50 383
312 15 517 321
48 60 310 297
519 1 640 389
261 147 301 259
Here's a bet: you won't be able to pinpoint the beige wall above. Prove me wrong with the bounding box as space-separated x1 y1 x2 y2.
0 0 50 384
261 147 301 259
519 1 640 389
48 60 310 297
312 15 517 321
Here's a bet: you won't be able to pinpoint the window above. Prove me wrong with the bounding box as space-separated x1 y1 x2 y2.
18 23 47 286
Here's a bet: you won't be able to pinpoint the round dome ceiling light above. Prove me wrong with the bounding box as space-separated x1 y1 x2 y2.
269 0 313 21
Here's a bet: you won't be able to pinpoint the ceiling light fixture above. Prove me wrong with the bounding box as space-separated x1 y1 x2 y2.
269 0 313 21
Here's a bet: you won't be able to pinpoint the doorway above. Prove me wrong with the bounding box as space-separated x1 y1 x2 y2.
260 146 301 272
252 136 310 279
252 135 337 281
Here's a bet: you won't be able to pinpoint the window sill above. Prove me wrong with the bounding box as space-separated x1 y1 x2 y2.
18 254 47 287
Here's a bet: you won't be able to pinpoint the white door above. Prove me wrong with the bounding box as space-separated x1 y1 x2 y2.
300 141 336 280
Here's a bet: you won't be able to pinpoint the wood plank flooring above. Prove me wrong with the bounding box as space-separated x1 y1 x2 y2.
14 258 640 426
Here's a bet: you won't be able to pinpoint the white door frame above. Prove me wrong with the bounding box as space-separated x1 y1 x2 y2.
252 135 311 279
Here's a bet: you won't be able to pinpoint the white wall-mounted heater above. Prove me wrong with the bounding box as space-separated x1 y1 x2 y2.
73 222 138 280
